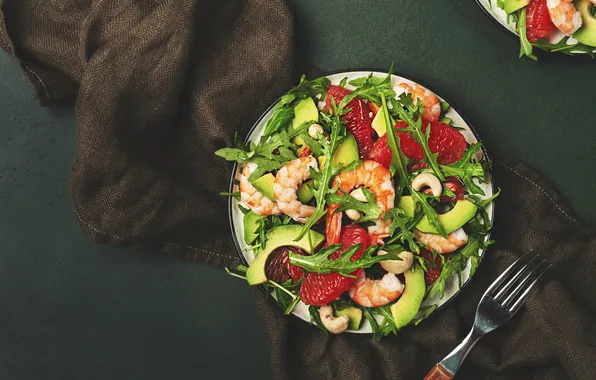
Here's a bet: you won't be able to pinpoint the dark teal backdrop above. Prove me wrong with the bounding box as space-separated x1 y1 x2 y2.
1 1 594 379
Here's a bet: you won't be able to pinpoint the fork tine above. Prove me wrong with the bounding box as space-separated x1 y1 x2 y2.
492 254 541 301
507 263 552 314
481 251 534 298
500 258 546 307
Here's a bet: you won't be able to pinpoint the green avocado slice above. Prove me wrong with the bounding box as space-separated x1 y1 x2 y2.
243 211 266 245
250 173 276 201
398 195 477 235
245 225 325 285
335 306 363 331
390 264 426 329
502 0 530 14
292 97 319 148
574 0 596 47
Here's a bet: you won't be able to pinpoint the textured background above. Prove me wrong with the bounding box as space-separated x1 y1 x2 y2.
1 1 595 379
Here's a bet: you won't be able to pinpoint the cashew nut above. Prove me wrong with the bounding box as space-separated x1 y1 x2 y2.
349 188 367 202
319 305 349 334
308 124 324 140
411 172 442 197
377 250 414 274
345 209 362 221
345 188 367 221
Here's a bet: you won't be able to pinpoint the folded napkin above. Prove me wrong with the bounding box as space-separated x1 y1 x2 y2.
0 0 293 268
2 1 595 379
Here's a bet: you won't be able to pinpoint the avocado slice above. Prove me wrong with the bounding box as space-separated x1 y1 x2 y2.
398 196 477 235
390 264 426 329
371 106 395 137
292 97 319 148
297 180 314 204
245 225 325 285
574 0 596 47
318 132 360 169
243 211 266 245
502 0 530 14
335 306 363 330
250 173 276 201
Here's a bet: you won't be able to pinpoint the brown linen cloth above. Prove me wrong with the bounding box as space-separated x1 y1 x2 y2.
2 1 595 379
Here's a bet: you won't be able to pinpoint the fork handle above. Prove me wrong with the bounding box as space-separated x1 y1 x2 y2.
424 328 483 379
423 363 453 380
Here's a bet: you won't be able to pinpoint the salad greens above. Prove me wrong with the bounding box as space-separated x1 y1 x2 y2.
489 0 596 59
219 68 497 339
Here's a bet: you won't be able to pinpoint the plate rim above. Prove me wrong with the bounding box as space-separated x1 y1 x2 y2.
227 68 496 333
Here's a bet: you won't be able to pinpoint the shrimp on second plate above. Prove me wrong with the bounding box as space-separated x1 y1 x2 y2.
326 160 395 245
239 163 281 216
398 82 441 122
547 0 582 35
274 156 318 223
415 227 469 254
348 271 404 307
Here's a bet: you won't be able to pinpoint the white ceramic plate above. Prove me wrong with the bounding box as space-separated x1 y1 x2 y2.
475 0 596 54
228 71 495 333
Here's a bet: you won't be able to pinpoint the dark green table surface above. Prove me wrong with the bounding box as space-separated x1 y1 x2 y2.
1 1 595 379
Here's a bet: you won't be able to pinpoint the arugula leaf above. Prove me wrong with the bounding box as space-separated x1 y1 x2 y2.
410 189 447 238
438 142 485 196
339 68 396 111
474 187 501 208
459 237 482 277
263 106 295 136
362 308 380 337
309 306 328 334
326 188 381 223
517 8 538 61
381 92 409 192
295 103 345 241
261 75 331 136
384 208 420 254
413 304 438 326
289 244 404 276
392 94 445 181
339 77 348 88
440 101 450 113
386 210 424 245
219 191 241 201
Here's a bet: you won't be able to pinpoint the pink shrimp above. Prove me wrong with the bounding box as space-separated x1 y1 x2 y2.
415 227 469 254
326 160 395 245
274 156 318 223
398 82 441 122
348 271 404 307
547 0 582 35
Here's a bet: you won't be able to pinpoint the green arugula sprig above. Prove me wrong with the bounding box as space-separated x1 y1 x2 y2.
517 8 537 61
288 244 403 276
340 69 396 109
263 75 331 136
390 93 445 181
410 189 447 238
215 122 311 181
438 142 485 196
384 208 420 253
326 188 381 223
380 92 409 191
294 101 345 241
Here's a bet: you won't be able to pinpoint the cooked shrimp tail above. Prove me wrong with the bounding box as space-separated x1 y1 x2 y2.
239 163 281 216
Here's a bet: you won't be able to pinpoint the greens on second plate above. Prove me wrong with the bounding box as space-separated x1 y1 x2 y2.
492 0 596 59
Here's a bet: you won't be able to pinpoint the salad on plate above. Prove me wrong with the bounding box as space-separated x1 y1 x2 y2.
481 0 596 58
217 68 498 338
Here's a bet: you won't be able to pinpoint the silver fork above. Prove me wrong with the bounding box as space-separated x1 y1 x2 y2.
424 253 552 380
